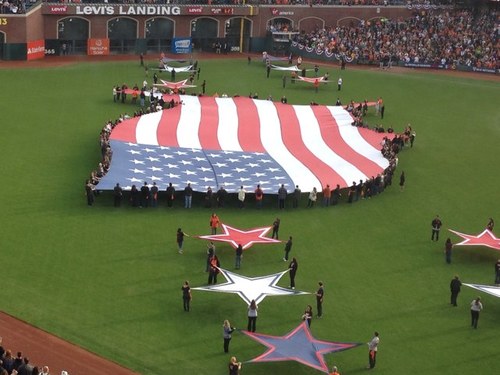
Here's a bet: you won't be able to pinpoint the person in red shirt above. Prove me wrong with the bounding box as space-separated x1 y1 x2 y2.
255 184 264 209
322 184 331 206
210 213 221 235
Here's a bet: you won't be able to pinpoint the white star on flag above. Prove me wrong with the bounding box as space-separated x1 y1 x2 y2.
464 283 500 298
193 268 309 305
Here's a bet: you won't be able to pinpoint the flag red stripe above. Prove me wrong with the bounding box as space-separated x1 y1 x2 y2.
198 96 221 150
234 97 266 152
313 106 383 179
109 116 140 143
156 100 182 147
275 103 345 188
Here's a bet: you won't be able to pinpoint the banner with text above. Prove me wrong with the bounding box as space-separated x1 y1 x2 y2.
171 38 192 54
87 38 109 56
27 40 45 61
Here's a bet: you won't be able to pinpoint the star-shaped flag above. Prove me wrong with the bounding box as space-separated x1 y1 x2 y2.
449 229 500 250
463 283 500 298
198 223 281 250
242 321 361 373
192 268 309 305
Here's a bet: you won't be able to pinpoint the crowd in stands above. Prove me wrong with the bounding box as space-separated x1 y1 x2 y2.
293 9 499 69
0 337 56 375
0 0 26 14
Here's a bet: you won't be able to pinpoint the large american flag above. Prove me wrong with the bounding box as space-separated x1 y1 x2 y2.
97 95 390 193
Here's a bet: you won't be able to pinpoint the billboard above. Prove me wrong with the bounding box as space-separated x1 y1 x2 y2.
27 40 45 61
87 38 109 56
171 38 192 54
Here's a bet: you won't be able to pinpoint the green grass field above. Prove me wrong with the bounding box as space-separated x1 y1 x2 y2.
1 56 499 375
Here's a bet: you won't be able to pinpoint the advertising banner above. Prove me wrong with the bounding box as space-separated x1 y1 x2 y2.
87 38 109 56
27 40 45 61
171 38 192 54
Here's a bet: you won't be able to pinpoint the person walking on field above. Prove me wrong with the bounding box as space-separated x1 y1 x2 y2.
367 332 380 369
470 297 483 329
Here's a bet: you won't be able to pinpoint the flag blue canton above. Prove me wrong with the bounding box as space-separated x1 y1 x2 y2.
98 140 294 193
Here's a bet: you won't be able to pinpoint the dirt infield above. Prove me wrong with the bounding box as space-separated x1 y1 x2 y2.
0 311 139 375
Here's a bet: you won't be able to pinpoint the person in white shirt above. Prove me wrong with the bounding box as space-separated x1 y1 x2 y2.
238 186 246 208
367 331 380 369
470 297 483 329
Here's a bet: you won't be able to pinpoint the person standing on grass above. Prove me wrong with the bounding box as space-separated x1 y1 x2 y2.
289 257 298 289
283 236 292 261
367 332 380 369
307 187 317 207
228 356 241 375
181 280 192 312
316 281 324 318
444 237 453 264
184 183 193 208
247 299 258 332
450 275 461 307
176 228 189 254
271 217 281 239
238 186 246 208
208 255 220 284
495 259 500 285
302 304 312 327
431 215 442 242
278 184 287 209
235 244 243 270
206 242 215 272
223 320 236 353
166 182 175 207
255 184 264 209
293 185 301 208
209 213 220 235
399 171 405 191
470 297 483 329
113 183 123 207
487 218 494 231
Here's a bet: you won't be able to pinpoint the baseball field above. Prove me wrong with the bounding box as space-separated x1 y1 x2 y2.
1 54 499 375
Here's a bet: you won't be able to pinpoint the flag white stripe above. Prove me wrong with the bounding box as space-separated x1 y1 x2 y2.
177 95 202 149
135 110 162 146
294 105 365 184
216 98 243 152
329 106 390 170
254 100 321 189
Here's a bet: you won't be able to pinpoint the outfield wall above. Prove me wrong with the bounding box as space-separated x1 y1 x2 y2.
1 3 413 59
